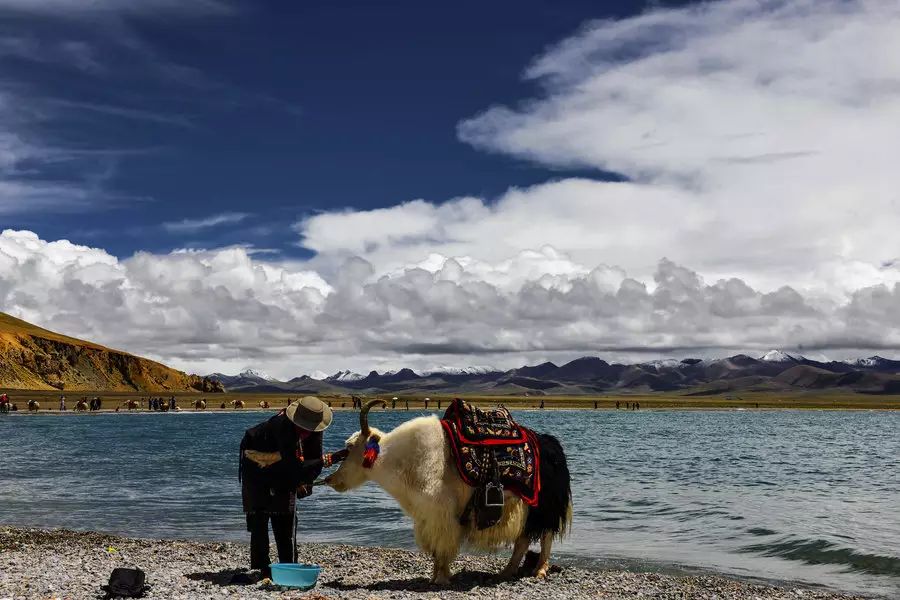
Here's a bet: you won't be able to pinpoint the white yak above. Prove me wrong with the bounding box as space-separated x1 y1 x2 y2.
325 400 572 585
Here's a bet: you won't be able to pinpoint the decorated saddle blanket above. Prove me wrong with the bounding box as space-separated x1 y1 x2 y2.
440 399 541 506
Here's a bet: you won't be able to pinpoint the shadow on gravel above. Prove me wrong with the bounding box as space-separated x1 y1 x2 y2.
185 569 253 587
323 570 507 593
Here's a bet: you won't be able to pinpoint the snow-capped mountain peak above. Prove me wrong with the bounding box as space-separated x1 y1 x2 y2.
418 365 498 376
326 370 364 382
307 370 329 381
760 350 804 363
640 358 681 370
239 368 276 381
844 356 886 368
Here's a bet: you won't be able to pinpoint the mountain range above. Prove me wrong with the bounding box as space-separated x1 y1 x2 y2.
209 352 900 396
2 310 897 396
0 312 223 393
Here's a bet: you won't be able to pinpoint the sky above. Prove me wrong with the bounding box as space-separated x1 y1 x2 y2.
1 0 899 379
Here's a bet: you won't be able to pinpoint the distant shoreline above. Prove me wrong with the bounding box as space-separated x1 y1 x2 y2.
0 390 900 418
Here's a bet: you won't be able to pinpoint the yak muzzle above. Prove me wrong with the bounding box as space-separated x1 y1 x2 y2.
323 474 347 492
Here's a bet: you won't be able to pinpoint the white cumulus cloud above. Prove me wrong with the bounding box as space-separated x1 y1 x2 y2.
297 0 900 298
4 0 900 375
2 229 899 378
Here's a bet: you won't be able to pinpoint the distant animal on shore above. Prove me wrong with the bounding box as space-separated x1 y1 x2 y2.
123 399 138 410
74 399 88 411
27 400 39 412
231 399 244 409
194 399 207 409
258 400 269 409
326 400 572 585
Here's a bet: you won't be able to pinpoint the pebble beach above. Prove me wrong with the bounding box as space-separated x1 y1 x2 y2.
0 527 869 600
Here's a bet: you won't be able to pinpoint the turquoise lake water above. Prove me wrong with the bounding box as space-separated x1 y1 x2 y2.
0 409 897 598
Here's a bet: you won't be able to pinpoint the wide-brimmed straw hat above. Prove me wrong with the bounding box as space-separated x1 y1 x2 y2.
285 396 333 432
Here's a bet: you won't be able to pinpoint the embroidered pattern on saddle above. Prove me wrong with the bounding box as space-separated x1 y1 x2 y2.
440 398 541 506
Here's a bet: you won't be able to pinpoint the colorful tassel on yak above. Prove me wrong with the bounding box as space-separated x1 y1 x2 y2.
362 438 380 469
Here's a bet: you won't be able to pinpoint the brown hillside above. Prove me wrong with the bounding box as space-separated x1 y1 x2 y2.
775 365 840 388
0 313 223 393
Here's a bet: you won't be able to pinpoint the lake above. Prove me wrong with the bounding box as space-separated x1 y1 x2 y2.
0 409 897 598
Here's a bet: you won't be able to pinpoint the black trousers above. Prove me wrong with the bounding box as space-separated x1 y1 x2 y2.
246 512 294 570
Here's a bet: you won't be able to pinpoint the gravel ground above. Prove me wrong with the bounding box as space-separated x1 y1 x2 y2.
0 527 866 600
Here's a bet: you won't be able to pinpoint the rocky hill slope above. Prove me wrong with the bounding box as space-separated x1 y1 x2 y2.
0 313 223 393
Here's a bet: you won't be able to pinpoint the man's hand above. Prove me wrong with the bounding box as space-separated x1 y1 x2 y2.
296 484 313 499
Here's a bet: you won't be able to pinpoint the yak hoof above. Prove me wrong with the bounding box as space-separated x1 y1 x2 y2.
533 564 550 579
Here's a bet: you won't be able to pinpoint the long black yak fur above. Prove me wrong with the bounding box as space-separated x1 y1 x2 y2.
523 433 572 541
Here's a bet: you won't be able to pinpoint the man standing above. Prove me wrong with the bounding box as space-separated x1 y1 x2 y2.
239 396 347 580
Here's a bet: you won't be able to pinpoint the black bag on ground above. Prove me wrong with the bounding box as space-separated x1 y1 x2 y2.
101 567 149 598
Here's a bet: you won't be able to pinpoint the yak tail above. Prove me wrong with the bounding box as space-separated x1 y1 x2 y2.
523 433 573 542
561 499 574 539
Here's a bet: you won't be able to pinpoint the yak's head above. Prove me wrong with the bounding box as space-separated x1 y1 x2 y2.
325 399 387 492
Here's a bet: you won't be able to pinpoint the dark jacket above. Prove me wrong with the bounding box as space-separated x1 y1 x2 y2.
239 413 324 514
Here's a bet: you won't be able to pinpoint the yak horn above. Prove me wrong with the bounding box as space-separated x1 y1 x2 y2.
360 399 387 436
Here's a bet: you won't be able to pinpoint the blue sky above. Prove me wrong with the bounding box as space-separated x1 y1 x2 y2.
2 0 664 258
1 0 898 376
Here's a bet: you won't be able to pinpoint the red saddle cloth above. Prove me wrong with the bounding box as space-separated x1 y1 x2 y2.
440 399 541 507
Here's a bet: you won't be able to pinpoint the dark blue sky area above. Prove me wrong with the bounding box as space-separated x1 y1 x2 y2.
3 0 689 257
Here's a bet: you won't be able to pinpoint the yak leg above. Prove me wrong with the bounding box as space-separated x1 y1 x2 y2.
431 554 452 586
533 531 554 579
415 519 459 586
499 535 531 579
431 526 460 585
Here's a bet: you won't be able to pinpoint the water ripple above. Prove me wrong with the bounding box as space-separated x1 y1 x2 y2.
0 409 898 598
